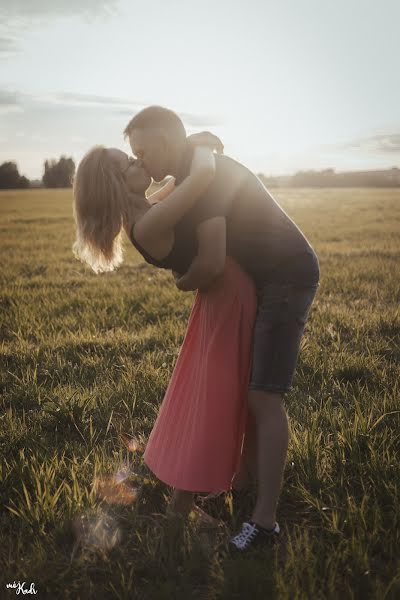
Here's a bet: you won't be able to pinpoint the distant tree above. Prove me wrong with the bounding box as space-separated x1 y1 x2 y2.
42 156 75 188
30 179 44 188
0 161 30 189
19 176 30 189
258 173 279 187
259 167 400 188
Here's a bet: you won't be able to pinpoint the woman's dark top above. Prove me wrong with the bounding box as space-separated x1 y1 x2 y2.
129 209 198 276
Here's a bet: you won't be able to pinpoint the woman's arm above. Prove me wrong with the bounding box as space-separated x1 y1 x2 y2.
134 146 215 243
187 131 224 154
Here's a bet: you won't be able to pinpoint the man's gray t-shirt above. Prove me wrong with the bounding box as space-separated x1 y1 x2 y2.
171 148 320 288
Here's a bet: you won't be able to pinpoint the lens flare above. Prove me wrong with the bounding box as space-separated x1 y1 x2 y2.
120 433 141 452
93 473 139 505
114 466 132 484
72 508 122 551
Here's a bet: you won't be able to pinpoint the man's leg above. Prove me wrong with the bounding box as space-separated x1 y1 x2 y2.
248 389 288 530
239 281 318 531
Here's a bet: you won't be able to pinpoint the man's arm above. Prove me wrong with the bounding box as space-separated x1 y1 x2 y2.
175 217 226 292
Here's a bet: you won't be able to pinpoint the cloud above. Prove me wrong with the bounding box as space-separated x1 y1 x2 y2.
342 133 400 154
316 132 400 156
179 111 224 128
0 89 24 113
50 93 222 126
0 35 19 56
51 92 147 110
0 0 119 20
0 87 221 129
0 0 119 57
0 90 19 105
115 107 223 128
0 88 142 113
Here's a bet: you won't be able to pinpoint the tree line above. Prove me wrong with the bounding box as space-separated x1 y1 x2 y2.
0 156 75 189
258 167 400 188
0 157 399 189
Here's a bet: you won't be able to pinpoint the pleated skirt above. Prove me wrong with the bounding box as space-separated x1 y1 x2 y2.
143 255 257 493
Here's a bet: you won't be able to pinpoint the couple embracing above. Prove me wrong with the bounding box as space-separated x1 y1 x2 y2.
72 105 320 553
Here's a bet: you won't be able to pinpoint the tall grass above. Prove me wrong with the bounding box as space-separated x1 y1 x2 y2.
1 188 399 599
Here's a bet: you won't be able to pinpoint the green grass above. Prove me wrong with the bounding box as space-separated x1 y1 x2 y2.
1 188 399 599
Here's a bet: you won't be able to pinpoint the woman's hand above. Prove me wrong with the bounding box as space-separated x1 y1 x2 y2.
189 146 216 182
187 131 224 154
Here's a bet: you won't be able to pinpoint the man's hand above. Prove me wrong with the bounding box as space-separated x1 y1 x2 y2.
175 276 194 291
187 131 224 154
174 217 226 292
174 256 223 292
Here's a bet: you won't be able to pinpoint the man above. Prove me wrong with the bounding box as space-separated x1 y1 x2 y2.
124 106 320 552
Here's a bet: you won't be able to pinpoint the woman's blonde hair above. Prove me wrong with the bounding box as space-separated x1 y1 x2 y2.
72 145 143 274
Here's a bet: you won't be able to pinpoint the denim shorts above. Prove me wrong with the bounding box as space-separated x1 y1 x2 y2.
248 280 319 394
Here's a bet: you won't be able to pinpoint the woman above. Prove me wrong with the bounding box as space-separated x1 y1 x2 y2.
72 139 258 525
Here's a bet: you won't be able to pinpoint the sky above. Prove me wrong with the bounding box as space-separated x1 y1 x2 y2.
0 0 399 179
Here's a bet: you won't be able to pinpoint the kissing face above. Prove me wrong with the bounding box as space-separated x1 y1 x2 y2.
128 128 170 183
107 148 151 194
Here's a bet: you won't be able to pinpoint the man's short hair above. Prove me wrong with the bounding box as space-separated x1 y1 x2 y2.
123 106 186 140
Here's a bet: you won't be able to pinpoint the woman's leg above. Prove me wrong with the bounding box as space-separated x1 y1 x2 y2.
166 488 195 518
167 489 223 527
232 418 258 490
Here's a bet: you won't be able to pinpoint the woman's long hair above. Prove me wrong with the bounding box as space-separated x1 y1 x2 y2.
72 146 143 274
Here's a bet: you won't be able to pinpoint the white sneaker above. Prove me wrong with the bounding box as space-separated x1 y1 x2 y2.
229 520 280 551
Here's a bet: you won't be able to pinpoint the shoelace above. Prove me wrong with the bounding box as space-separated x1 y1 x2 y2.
231 522 258 547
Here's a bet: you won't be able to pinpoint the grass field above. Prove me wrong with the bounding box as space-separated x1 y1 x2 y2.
1 187 399 599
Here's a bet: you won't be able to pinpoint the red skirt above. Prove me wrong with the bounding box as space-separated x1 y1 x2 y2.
143 256 257 493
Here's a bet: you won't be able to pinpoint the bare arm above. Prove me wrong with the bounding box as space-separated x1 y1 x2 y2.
134 146 215 244
147 131 223 206
175 217 227 292
147 177 176 205
187 131 224 154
